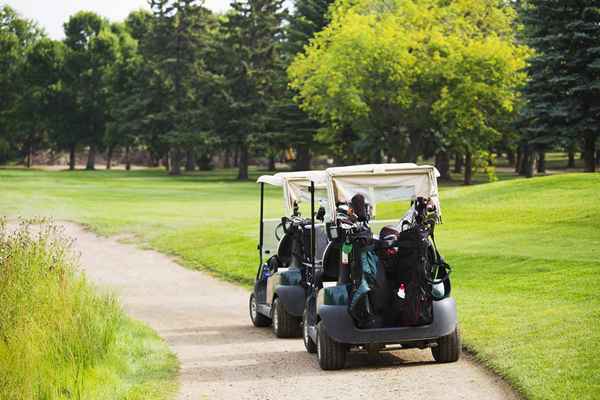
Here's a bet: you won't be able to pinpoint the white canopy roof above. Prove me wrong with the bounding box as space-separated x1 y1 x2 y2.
323 163 441 219
257 170 328 214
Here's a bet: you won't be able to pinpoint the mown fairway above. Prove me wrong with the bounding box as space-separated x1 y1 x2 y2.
1 168 599 400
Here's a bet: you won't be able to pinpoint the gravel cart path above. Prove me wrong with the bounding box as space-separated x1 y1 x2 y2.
63 222 520 400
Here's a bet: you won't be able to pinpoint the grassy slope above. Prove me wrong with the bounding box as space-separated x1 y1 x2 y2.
0 168 599 399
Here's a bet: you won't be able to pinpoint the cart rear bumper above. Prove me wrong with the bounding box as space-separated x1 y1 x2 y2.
318 297 457 344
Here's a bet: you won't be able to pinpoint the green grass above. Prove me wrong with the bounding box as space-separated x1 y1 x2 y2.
0 167 599 400
0 220 178 400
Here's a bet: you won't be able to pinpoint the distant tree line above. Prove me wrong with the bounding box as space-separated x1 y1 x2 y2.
0 0 598 180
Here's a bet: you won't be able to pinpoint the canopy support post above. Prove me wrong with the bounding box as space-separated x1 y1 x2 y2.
258 182 264 270
310 181 316 287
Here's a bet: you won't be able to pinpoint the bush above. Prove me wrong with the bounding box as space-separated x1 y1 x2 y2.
0 219 177 399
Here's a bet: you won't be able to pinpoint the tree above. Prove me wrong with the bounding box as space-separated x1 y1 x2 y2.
145 0 216 175
14 38 64 167
220 0 287 180
521 0 600 172
104 22 142 170
0 6 43 164
289 0 530 183
280 0 335 170
62 11 118 170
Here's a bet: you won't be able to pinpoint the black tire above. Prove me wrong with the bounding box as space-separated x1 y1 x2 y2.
303 307 317 353
272 297 301 338
317 321 346 370
432 326 461 363
249 294 271 327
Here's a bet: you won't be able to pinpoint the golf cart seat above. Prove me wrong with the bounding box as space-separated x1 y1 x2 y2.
276 231 295 267
321 241 342 283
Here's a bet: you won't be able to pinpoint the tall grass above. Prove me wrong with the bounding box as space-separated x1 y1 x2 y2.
0 219 177 400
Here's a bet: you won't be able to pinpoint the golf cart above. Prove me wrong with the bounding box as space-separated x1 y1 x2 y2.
302 163 460 370
249 171 330 338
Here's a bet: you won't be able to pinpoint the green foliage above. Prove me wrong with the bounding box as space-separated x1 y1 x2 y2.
61 11 119 170
0 5 44 163
219 0 288 179
472 150 498 183
274 0 335 170
520 0 600 172
142 0 220 174
289 0 531 164
0 219 178 399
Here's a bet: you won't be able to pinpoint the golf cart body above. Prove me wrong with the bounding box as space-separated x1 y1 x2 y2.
249 171 330 337
303 164 460 369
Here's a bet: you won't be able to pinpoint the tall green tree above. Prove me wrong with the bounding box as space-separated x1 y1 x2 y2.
14 38 65 167
0 6 43 163
278 0 334 170
521 0 600 172
221 0 287 180
125 9 170 167
62 11 118 170
289 0 530 183
104 22 142 170
145 0 216 175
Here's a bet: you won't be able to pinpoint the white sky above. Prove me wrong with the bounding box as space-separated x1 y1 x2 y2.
2 0 231 39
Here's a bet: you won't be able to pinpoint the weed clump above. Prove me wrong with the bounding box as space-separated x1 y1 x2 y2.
0 219 120 399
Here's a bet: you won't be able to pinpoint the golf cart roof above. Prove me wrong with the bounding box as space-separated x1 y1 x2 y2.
256 170 327 186
322 163 441 218
257 170 328 214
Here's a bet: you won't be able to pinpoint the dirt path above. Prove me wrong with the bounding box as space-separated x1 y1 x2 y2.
62 222 519 400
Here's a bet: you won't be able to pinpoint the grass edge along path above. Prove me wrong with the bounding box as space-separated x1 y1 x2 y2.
0 220 179 400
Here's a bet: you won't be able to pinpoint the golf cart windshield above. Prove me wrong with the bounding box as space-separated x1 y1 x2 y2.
324 163 441 227
257 171 329 260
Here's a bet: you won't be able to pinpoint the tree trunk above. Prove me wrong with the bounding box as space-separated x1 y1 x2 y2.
197 154 212 170
185 150 195 172
515 146 522 173
453 153 463 173
506 149 515 167
125 145 131 171
69 144 76 170
233 146 239 168
26 143 33 168
537 151 546 174
596 148 600 166
405 130 423 163
106 145 113 170
464 151 472 185
169 147 182 175
223 148 231 169
237 142 249 180
520 145 535 178
267 155 276 171
567 147 576 168
435 151 451 180
86 144 96 170
519 146 528 175
583 132 597 172
294 144 311 171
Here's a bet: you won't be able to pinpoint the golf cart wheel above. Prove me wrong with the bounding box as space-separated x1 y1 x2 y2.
432 326 461 363
303 307 317 353
272 297 301 338
249 294 271 327
317 321 347 370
